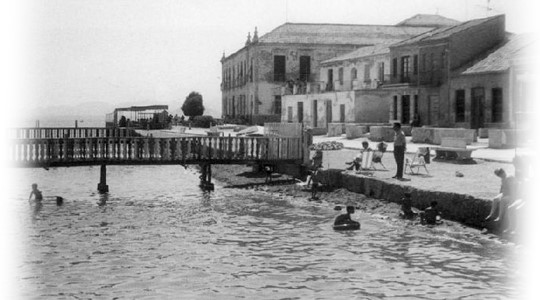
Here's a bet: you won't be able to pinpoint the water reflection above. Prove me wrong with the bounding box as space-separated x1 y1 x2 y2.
9 166 518 299
30 200 43 222
97 193 108 207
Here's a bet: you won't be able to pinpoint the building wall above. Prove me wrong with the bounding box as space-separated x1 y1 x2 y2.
448 72 510 129
222 43 359 120
253 44 358 115
221 46 255 120
354 90 393 123
282 89 391 127
320 53 391 92
385 15 507 128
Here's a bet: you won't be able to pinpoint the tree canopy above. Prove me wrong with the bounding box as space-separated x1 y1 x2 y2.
181 91 205 119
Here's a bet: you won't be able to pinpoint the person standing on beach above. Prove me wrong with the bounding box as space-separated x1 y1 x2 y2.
392 123 406 180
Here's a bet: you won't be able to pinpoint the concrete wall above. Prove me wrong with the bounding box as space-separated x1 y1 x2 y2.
320 171 492 228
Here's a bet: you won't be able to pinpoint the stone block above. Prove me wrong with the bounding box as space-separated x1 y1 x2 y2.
368 126 394 142
478 128 489 138
411 127 435 143
401 125 412 136
327 123 344 137
488 129 520 148
411 127 477 145
436 128 477 145
311 127 328 136
345 125 368 139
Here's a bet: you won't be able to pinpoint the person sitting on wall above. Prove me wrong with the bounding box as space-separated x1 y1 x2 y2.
420 201 442 225
501 156 529 235
484 168 516 223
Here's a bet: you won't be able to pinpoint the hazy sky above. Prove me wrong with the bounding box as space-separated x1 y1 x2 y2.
4 0 538 120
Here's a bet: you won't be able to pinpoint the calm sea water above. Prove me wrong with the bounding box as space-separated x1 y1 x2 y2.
7 165 519 299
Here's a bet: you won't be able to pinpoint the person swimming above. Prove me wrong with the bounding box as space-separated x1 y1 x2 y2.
334 206 357 225
333 206 360 230
29 183 43 202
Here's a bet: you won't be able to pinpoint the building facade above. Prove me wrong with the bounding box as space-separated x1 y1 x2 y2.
276 15 463 129
449 34 535 130
281 44 394 127
221 20 446 124
383 15 507 128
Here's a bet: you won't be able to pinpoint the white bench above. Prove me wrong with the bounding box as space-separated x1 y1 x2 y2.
434 138 475 161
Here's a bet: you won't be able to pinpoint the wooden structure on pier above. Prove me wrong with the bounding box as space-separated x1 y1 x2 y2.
105 105 170 129
5 127 309 192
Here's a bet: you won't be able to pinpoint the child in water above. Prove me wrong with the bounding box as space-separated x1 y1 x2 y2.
400 192 415 219
334 206 357 225
29 183 43 202
420 201 442 225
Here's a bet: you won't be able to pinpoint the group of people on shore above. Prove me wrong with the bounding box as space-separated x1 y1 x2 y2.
327 121 529 233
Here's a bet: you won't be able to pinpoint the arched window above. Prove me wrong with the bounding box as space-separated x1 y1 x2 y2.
351 68 357 80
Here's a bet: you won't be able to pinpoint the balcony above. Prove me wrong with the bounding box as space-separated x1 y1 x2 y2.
278 81 324 96
387 70 445 86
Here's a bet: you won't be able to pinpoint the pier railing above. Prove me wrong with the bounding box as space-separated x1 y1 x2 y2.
5 127 136 139
6 136 304 167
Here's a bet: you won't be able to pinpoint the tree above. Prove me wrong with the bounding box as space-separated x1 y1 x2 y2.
181 91 205 119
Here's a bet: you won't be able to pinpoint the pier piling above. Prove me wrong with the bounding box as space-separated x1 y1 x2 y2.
199 163 214 191
97 164 109 193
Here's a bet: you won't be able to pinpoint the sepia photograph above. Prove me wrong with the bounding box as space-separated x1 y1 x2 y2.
2 0 539 299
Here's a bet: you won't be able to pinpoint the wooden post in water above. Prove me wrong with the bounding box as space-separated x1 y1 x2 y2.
97 164 109 193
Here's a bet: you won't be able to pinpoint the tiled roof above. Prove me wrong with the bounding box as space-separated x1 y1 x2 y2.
258 23 434 45
322 44 390 64
462 34 536 74
392 15 503 48
396 14 460 28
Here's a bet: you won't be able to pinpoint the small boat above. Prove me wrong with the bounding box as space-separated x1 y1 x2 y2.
333 221 360 231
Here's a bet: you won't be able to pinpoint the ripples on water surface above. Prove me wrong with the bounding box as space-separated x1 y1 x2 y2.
8 166 518 299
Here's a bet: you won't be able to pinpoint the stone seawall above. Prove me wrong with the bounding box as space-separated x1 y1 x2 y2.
315 169 492 228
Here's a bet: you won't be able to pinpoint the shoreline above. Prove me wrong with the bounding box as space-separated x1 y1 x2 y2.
210 164 517 244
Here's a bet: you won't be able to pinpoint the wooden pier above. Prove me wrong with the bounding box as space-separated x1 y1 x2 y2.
5 128 309 192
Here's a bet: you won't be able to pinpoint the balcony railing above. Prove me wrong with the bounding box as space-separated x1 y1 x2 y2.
279 81 324 96
387 70 445 86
